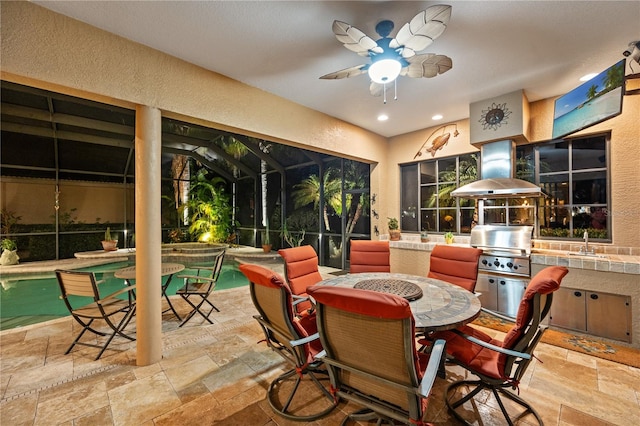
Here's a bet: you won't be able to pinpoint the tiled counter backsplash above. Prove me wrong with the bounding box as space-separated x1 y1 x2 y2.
385 234 640 275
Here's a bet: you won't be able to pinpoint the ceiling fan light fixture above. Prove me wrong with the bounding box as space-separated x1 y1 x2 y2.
368 59 402 84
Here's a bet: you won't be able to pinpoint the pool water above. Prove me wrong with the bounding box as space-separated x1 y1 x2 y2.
0 261 248 331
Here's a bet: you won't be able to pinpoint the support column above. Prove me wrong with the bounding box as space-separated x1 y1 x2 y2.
135 105 163 366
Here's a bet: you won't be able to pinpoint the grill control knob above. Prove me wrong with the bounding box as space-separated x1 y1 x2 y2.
493 260 500 267
482 259 488 265
507 262 513 268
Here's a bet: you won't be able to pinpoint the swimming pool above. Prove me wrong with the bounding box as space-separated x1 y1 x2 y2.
0 260 248 331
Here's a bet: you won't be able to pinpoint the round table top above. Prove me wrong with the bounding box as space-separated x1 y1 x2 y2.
318 272 481 332
114 263 185 280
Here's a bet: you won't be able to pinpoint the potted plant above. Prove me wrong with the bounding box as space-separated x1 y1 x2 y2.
0 238 19 265
388 217 401 241
101 227 118 251
420 229 430 243
444 232 454 244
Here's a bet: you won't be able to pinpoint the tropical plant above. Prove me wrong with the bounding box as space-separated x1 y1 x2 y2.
281 221 305 247
444 231 454 242
180 172 237 243
1 238 17 251
291 163 368 235
104 227 115 241
1 209 21 235
291 169 341 232
168 228 185 243
387 217 399 230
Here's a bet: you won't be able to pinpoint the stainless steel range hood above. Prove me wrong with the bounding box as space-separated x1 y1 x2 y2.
451 177 543 199
451 140 545 199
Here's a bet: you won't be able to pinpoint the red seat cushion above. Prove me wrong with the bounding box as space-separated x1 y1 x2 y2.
432 266 569 379
428 245 482 292
350 240 391 273
239 263 322 363
308 285 423 378
279 246 323 312
308 285 412 320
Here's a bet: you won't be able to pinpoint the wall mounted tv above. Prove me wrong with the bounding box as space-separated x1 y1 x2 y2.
552 59 625 139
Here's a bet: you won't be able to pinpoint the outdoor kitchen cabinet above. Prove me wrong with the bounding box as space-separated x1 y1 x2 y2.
549 287 631 343
476 275 527 318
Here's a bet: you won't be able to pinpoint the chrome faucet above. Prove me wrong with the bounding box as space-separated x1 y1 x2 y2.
580 230 595 255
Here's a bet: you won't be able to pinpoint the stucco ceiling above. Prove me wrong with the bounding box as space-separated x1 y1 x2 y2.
34 1 640 138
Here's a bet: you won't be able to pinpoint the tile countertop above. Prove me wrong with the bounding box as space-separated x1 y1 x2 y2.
530 249 640 275
387 236 640 275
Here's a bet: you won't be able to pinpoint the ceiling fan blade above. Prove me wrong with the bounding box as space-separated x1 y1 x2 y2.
369 82 383 97
389 5 452 54
333 20 383 57
320 64 368 80
405 54 452 78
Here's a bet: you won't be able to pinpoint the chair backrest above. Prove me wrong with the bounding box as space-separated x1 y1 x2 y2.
428 245 483 292
239 263 320 362
499 265 568 377
55 270 100 310
349 240 391 273
278 245 323 297
308 285 424 416
210 249 226 281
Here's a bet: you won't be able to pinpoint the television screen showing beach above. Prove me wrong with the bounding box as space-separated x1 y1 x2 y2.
552 59 625 139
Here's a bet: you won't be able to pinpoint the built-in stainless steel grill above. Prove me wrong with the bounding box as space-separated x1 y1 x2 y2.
470 225 534 317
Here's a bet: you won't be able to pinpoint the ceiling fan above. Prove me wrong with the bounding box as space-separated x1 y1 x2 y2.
320 4 453 102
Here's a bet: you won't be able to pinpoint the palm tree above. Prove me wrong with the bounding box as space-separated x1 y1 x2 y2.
604 61 624 91
427 154 478 208
586 85 598 100
180 173 235 243
291 170 341 232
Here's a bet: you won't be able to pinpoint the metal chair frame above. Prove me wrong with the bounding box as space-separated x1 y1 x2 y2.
241 264 337 421
310 286 447 426
445 292 554 425
176 249 225 327
55 269 137 360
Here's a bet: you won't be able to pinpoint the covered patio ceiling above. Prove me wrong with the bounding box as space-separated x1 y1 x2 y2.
0 81 335 184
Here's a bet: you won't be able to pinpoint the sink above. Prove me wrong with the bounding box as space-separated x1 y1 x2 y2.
567 252 608 259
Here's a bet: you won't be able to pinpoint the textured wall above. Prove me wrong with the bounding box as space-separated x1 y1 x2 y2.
0 177 134 224
0 1 393 227
1 1 638 247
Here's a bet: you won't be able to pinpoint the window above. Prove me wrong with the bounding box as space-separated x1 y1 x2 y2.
400 153 478 234
538 134 609 240
399 134 609 240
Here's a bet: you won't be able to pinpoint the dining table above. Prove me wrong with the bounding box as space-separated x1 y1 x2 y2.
114 263 185 320
316 272 481 333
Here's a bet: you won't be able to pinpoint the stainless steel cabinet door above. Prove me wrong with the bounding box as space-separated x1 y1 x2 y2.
476 275 498 311
586 292 631 343
549 288 587 332
496 277 527 318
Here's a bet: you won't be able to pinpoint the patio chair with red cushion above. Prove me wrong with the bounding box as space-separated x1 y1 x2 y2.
278 245 323 315
349 239 391 273
430 265 569 425
238 263 336 421
428 245 483 292
307 284 446 426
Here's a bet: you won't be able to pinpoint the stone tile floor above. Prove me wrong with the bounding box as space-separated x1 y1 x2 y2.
1 262 639 425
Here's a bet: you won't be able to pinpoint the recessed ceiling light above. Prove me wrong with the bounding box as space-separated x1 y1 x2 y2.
579 73 598 82
432 114 443 120
377 114 389 121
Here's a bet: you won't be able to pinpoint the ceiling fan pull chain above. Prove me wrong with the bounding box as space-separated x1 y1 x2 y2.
383 83 387 104
394 79 398 101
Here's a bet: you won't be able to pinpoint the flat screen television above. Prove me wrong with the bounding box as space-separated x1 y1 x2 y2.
552 59 625 139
